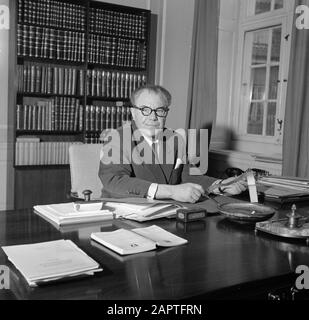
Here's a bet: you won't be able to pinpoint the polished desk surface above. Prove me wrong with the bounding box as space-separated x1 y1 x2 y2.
1 200 309 300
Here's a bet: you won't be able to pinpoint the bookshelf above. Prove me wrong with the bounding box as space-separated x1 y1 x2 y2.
12 0 153 208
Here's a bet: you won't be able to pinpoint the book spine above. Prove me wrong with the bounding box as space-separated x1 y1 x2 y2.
95 106 100 132
16 104 22 130
79 104 83 131
100 106 105 131
106 106 111 129
85 105 90 132
111 106 116 129
116 106 121 128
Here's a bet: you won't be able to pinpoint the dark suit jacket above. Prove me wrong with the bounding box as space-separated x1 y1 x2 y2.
98 122 217 198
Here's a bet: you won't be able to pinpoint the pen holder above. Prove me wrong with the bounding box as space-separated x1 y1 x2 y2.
82 190 92 202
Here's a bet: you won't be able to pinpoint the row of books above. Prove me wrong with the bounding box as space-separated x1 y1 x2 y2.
116 38 147 69
84 105 132 132
89 8 147 40
17 24 85 62
16 98 82 132
15 139 82 166
84 133 103 145
88 34 147 68
86 70 146 98
18 0 86 31
17 64 84 96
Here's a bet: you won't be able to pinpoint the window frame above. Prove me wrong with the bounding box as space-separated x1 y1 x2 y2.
243 0 288 20
230 0 295 155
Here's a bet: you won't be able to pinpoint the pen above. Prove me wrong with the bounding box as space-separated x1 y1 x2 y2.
207 171 250 193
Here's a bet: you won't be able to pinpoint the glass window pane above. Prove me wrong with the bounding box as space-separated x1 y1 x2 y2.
252 30 269 65
271 28 281 62
274 0 284 10
269 66 279 99
247 102 264 135
251 67 266 100
266 102 276 136
255 0 271 14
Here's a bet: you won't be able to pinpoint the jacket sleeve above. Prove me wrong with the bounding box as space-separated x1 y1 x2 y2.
98 134 152 198
181 164 218 190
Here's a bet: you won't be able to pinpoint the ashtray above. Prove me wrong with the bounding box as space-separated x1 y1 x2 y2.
217 202 276 224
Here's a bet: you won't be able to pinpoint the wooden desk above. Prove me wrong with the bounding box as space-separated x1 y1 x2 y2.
0 202 309 300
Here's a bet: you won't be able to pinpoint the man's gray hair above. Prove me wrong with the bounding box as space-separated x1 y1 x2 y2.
130 85 172 106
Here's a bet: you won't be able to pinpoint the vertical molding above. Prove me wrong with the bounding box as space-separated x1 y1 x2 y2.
148 0 165 85
7 0 16 210
159 0 195 130
145 0 151 10
0 0 14 210
159 0 167 85
212 0 240 150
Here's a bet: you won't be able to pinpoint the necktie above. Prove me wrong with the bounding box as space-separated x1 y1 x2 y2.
151 142 157 165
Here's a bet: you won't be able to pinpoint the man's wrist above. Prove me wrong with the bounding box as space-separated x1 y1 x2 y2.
147 183 158 200
155 184 173 200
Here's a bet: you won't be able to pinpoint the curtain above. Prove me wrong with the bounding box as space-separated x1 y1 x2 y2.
186 0 220 141
282 0 309 178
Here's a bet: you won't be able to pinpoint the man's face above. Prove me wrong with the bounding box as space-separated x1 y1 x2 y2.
131 90 167 138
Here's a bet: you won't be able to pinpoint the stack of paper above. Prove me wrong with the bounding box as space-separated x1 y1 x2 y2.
259 176 309 190
2 240 102 287
101 199 182 222
259 176 309 202
34 202 114 226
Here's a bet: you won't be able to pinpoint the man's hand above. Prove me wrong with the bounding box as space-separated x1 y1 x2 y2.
156 183 205 203
216 176 247 195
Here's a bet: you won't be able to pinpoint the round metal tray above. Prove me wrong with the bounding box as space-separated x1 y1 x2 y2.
217 203 276 224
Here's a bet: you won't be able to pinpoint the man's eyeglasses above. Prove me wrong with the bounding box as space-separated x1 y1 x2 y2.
131 105 169 118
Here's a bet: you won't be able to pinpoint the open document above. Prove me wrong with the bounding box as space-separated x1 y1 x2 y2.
91 225 188 255
2 240 102 287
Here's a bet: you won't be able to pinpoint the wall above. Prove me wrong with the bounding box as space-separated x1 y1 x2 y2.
211 0 240 149
0 0 14 211
103 0 195 131
160 0 195 131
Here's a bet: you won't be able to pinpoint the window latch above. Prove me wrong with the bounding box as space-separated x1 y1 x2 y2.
277 119 283 132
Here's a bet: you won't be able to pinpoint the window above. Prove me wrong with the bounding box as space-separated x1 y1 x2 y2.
243 26 282 137
230 0 295 155
246 0 285 17
255 0 283 15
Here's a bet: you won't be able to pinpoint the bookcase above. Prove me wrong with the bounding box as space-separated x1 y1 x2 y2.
12 0 153 208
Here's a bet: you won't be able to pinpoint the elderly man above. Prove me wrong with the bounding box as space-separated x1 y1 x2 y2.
99 85 246 203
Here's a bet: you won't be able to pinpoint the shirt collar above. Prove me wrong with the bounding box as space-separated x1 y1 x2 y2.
142 134 159 146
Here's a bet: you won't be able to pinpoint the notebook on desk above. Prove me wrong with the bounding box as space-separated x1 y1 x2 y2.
91 225 188 255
